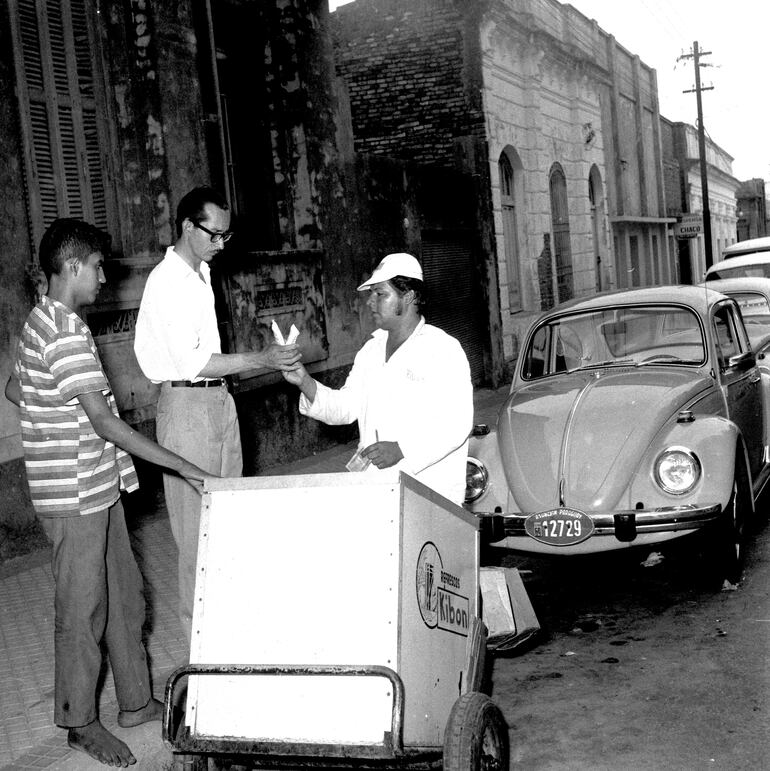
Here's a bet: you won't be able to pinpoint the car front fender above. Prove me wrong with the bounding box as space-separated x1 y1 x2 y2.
628 413 740 514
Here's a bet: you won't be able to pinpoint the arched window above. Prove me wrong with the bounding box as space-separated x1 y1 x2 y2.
499 150 523 312
549 164 573 303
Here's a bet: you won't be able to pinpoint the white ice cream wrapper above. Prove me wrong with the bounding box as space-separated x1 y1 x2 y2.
271 320 300 345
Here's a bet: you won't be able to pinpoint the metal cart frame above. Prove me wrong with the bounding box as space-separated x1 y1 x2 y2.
163 472 509 770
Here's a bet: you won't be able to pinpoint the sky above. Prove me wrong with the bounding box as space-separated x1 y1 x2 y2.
328 0 770 184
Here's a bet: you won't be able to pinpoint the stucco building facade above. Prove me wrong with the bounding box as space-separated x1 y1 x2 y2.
333 0 675 367
662 119 740 281
736 179 768 242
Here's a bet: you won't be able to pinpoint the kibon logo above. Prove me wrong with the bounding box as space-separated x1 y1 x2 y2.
415 542 470 637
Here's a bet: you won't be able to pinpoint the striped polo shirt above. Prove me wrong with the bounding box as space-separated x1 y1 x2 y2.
14 296 139 517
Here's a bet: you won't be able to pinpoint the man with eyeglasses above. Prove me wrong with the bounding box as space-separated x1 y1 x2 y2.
134 186 301 650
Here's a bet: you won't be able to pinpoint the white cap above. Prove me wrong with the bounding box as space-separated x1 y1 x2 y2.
357 252 423 291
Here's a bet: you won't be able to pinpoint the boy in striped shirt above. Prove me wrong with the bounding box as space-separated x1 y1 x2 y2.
5 219 214 767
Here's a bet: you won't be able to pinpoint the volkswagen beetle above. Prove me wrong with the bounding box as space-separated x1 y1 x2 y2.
465 286 770 583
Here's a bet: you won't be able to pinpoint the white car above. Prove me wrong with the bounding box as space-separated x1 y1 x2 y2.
721 235 770 260
703 276 770 354
705 252 770 281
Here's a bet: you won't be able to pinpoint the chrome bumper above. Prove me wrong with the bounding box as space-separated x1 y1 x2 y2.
479 503 722 543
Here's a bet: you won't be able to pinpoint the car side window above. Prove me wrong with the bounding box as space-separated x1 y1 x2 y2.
524 326 547 378
731 292 770 351
524 323 585 377
713 306 742 368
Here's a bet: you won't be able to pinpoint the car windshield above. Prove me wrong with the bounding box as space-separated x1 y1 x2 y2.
522 305 707 379
727 291 770 351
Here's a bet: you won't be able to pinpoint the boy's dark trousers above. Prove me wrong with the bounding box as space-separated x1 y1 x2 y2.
40 498 152 727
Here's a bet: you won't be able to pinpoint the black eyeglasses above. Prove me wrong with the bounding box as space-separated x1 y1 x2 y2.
192 221 233 244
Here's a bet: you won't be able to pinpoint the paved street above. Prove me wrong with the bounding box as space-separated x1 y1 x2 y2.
490 508 770 769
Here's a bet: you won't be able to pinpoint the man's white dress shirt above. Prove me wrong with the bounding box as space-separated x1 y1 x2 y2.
134 246 221 382
300 318 473 504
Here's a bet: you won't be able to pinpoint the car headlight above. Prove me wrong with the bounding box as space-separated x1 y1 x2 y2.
654 446 701 495
465 457 489 503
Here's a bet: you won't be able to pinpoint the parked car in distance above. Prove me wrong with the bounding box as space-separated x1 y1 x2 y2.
704 277 770 354
702 277 770 425
465 285 770 584
705 252 770 281
721 235 770 260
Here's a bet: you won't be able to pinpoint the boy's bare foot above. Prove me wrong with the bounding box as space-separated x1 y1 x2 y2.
117 696 164 728
67 719 136 766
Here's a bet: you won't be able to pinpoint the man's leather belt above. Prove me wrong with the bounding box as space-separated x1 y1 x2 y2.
169 379 225 388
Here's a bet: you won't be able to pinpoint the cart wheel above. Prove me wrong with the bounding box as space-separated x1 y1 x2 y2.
443 692 509 771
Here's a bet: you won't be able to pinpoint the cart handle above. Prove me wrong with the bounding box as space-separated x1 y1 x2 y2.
163 663 405 754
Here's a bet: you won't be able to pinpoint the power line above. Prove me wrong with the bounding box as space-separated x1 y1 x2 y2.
639 0 687 46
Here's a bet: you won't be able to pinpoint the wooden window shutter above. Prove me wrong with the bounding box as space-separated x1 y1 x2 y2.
8 0 113 257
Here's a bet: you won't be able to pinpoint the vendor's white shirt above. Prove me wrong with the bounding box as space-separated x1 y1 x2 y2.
134 246 221 382
300 318 473 504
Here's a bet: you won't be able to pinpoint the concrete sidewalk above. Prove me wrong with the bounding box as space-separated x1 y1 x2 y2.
0 386 509 770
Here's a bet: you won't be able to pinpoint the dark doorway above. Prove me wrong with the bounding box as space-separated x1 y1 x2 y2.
421 231 487 384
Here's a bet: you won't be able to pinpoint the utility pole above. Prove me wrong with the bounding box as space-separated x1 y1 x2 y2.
679 41 714 267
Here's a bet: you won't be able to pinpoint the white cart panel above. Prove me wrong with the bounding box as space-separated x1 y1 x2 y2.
188 473 401 744
186 471 479 749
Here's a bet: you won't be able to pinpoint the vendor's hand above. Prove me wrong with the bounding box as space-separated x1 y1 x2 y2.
263 343 301 371
282 362 310 387
361 441 403 469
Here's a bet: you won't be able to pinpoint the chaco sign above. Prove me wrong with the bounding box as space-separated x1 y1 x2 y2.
675 213 703 239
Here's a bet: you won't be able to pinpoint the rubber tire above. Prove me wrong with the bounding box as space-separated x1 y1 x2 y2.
443 692 509 771
705 455 750 587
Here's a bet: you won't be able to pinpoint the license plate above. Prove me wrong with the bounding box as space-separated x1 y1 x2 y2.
525 508 594 546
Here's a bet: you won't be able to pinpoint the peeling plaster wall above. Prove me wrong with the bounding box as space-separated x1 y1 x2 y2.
152 1 209 233
239 151 423 474
0 0 35 525
0 0 465 537
259 1 424 373
75 0 194 431
0 0 236 536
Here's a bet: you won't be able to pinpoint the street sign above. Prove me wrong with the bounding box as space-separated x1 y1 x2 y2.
675 213 703 239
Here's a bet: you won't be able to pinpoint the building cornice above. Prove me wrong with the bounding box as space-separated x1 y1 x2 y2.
609 216 678 224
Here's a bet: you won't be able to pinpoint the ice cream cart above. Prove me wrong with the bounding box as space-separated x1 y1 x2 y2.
162 470 509 769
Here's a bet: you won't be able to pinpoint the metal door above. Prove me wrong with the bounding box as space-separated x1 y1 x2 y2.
421 232 487 384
